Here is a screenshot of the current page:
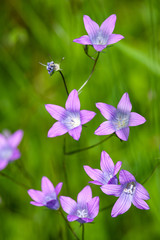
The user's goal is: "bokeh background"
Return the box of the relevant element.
[0,0,160,239]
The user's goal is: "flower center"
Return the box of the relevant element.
[102,171,113,184]
[123,182,136,195]
[77,209,88,218]
[0,146,13,161]
[62,112,81,130]
[112,111,130,130]
[91,31,108,45]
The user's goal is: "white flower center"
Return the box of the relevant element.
[123,182,136,195]
[91,30,108,45]
[112,111,130,130]
[0,145,13,160]
[62,111,81,130]
[77,209,88,218]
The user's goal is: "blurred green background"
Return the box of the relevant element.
[0,0,160,239]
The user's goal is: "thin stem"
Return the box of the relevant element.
[142,161,160,185]
[82,224,84,240]
[0,172,30,190]
[64,134,114,155]
[59,209,80,240]
[59,70,69,96]
[78,52,100,93]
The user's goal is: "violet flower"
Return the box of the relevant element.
[28,176,63,210]
[0,130,23,171]
[84,151,122,185]
[101,170,150,217]
[60,185,99,223]
[95,92,146,141]
[45,89,96,141]
[73,14,124,52]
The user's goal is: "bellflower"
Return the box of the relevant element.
[28,176,63,210]
[95,92,146,141]
[60,185,99,223]
[45,89,96,141]
[101,170,150,217]
[73,14,124,52]
[0,130,23,171]
[84,151,122,185]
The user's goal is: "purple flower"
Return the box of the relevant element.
[28,176,63,210]
[84,151,122,185]
[95,92,146,141]
[0,130,23,171]
[60,185,99,223]
[45,89,96,141]
[73,14,124,52]
[101,170,150,217]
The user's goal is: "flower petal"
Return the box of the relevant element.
[113,161,122,175]
[60,196,77,214]
[95,121,115,135]
[77,185,92,204]
[8,130,23,148]
[68,125,82,141]
[101,184,122,197]
[117,93,132,113]
[30,201,44,206]
[65,89,80,112]
[81,218,94,223]
[41,177,55,195]
[45,104,66,121]
[119,170,136,185]
[116,127,129,141]
[100,151,114,173]
[80,110,96,125]
[88,196,99,218]
[48,122,68,138]
[10,149,21,161]
[67,215,79,222]
[84,165,104,184]
[132,194,150,210]
[111,193,132,217]
[89,180,102,185]
[135,183,150,200]
[107,34,124,45]
[0,134,7,147]
[108,175,118,185]
[129,112,146,126]
[96,103,116,120]
[0,160,8,171]
[28,190,45,203]
[93,44,107,52]
[100,14,117,36]
[83,15,99,38]
[73,35,92,45]
[55,182,63,196]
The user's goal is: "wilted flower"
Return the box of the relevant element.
[45,89,96,141]
[84,151,122,185]
[95,93,146,141]
[60,185,99,223]
[0,130,23,171]
[28,176,63,210]
[40,61,60,76]
[73,14,124,52]
[101,170,150,217]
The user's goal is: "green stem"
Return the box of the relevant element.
[59,70,69,96]
[59,209,80,240]
[142,161,160,185]
[82,224,84,240]
[64,134,114,155]
[0,172,30,190]
[78,52,100,93]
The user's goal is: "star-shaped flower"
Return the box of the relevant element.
[95,92,146,141]
[28,176,63,210]
[0,130,23,171]
[101,170,150,217]
[60,185,99,223]
[45,89,96,141]
[84,151,122,185]
[73,14,124,52]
